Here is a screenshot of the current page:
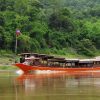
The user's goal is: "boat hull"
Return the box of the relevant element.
[15,63,100,74]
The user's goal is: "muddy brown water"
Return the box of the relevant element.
[0,71,100,100]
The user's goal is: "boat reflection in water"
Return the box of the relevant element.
[14,70,100,100]
[16,71,100,96]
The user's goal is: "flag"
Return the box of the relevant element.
[16,29,21,36]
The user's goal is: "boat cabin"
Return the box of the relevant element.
[19,53,100,68]
[18,53,32,57]
[79,59,94,67]
[47,57,66,67]
[65,59,79,67]
[93,59,100,67]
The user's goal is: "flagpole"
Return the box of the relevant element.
[15,29,20,56]
[15,29,20,63]
[14,34,17,63]
[15,34,17,55]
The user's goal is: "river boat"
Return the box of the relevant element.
[14,53,100,74]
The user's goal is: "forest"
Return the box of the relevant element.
[0,0,100,57]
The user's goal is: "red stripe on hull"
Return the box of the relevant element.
[15,63,100,74]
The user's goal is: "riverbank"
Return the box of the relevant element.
[0,52,18,70]
[0,65,18,70]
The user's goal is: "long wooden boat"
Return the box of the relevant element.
[15,53,100,74]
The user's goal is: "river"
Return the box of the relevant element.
[0,71,100,100]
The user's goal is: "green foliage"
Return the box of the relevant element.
[49,8,74,32]
[75,39,96,57]
[0,26,5,48]
[0,13,5,26]
[0,0,100,57]
[17,34,31,52]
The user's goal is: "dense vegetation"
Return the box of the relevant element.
[0,0,100,57]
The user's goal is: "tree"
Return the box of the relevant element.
[0,26,5,48]
[17,34,31,52]
[0,13,5,26]
[49,8,74,32]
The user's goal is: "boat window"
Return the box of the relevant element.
[66,63,72,67]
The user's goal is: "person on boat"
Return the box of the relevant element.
[20,56,25,63]
[23,56,35,65]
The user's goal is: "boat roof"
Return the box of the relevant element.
[19,53,47,57]
[79,59,94,64]
[42,55,54,59]
[18,53,32,56]
[25,57,40,60]
[54,57,65,60]
[65,59,79,62]
[94,56,100,59]
[93,59,100,62]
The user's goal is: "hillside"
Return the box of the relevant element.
[0,0,100,57]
